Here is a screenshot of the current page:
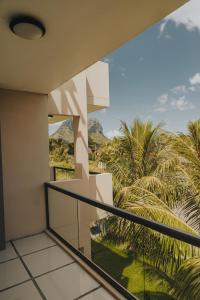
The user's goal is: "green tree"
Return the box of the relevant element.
[97,119,200,299]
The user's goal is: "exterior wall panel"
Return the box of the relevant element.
[0,89,50,240]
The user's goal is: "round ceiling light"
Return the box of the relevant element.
[9,15,45,40]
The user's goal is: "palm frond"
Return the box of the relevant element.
[171,257,200,300]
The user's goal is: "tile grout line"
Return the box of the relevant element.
[0,237,56,264]
[73,285,101,300]
[34,261,76,279]
[11,231,44,242]
[21,244,56,257]
[0,256,18,265]
[0,279,32,293]
[10,241,47,300]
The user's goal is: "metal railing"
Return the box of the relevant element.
[52,166,100,181]
[45,182,200,299]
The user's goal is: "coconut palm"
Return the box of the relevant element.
[173,120,200,233]
[98,119,193,226]
[97,119,200,299]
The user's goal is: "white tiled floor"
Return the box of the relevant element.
[0,258,29,290]
[0,232,116,300]
[36,263,99,300]
[0,242,17,263]
[0,281,42,300]
[23,245,74,277]
[13,233,56,256]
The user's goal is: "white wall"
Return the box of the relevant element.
[0,89,50,240]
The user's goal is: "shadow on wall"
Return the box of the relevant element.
[48,79,86,125]
[62,80,86,125]
[86,78,94,98]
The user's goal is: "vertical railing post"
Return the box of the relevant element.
[53,166,56,181]
[44,183,49,228]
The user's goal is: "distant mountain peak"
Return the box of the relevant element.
[88,118,103,134]
[50,118,108,146]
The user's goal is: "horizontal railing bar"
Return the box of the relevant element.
[53,166,74,172]
[53,166,100,175]
[45,182,200,248]
[89,170,101,175]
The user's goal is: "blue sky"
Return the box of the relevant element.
[50,0,200,138]
[90,0,200,138]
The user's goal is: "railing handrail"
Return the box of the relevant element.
[53,166,74,172]
[45,182,200,248]
[52,166,100,175]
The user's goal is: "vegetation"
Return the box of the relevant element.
[96,119,200,299]
[49,118,108,170]
[92,239,172,300]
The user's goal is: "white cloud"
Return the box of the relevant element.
[171,85,187,94]
[106,130,121,139]
[160,22,167,34]
[170,96,195,111]
[154,94,168,112]
[160,0,200,34]
[158,22,172,39]
[154,106,167,112]
[189,86,196,92]
[155,91,195,113]
[190,73,200,85]
[158,94,168,105]
[155,70,199,113]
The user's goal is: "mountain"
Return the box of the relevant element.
[50,118,108,146]
[51,120,74,143]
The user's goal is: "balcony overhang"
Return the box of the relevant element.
[0,0,187,94]
[86,62,110,112]
[48,61,110,121]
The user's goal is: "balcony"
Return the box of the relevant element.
[44,182,200,299]
[1,180,200,299]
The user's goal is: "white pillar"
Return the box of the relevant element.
[0,89,50,240]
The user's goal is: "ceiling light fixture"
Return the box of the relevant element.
[9,15,45,40]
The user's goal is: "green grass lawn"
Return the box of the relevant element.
[91,239,173,300]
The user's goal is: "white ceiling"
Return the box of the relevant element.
[0,0,187,94]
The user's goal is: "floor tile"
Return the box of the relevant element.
[80,287,116,300]
[36,263,99,300]
[22,245,74,277]
[0,281,42,300]
[0,242,17,263]
[13,233,55,256]
[0,258,29,290]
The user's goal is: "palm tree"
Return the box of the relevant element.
[173,120,200,233]
[99,119,193,228]
[97,119,200,299]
